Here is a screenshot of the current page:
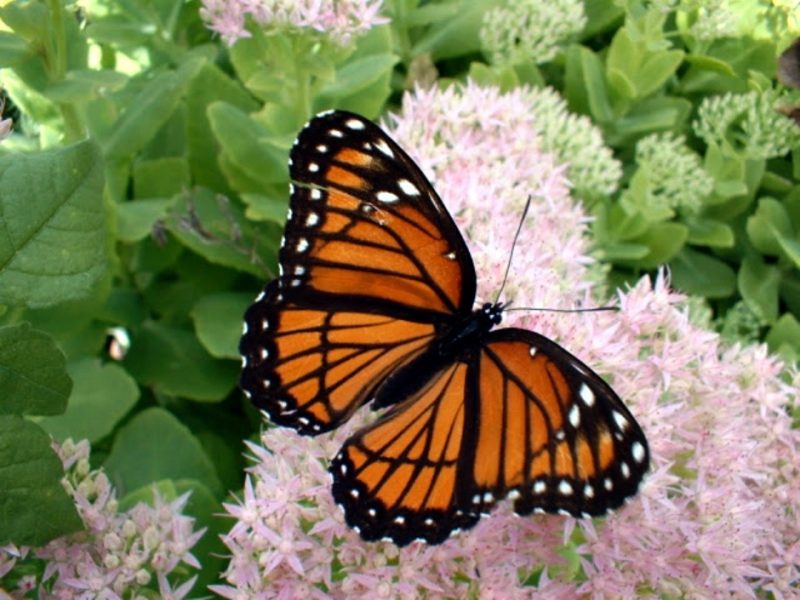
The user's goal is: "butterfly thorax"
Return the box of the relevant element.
[436,302,503,358]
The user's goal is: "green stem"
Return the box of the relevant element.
[46,0,84,142]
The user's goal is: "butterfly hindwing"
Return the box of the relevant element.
[240,281,437,434]
[468,329,649,518]
[330,328,649,545]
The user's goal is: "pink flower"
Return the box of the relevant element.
[1,440,205,598]
[218,82,800,597]
[200,0,388,46]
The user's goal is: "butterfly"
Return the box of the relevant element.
[239,110,649,547]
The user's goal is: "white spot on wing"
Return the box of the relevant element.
[306,212,319,226]
[296,238,309,253]
[329,129,343,138]
[346,118,365,130]
[584,484,594,498]
[558,480,573,496]
[632,441,646,463]
[529,346,537,357]
[579,384,595,407]
[310,189,322,200]
[398,178,420,196]
[533,481,546,494]
[308,163,319,173]
[376,191,399,203]
[569,405,580,428]
[316,144,328,153]
[375,139,393,158]
[613,411,629,431]
[621,462,630,479]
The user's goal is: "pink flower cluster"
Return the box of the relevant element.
[214,83,800,597]
[0,439,204,599]
[200,0,387,46]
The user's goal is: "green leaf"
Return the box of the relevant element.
[600,242,650,261]
[766,313,800,361]
[39,359,139,443]
[116,198,176,244]
[104,57,205,160]
[669,248,736,298]
[103,407,223,497]
[746,197,794,256]
[0,323,71,417]
[625,223,689,269]
[635,50,684,97]
[0,140,108,308]
[411,0,491,60]
[318,53,399,100]
[164,188,277,277]
[685,217,735,248]
[186,63,260,193]
[565,45,613,122]
[0,31,35,66]
[777,236,800,269]
[123,321,238,402]
[191,292,254,359]
[46,69,128,103]
[240,192,288,224]
[132,157,190,199]
[0,415,82,546]
[208,101,287,188]
[611,97,692,141]
[738,256,780,324]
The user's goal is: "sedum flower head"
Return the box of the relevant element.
[480,0,586,66]
[0,439,204,599]
[625,132,714,215]
[694,89,800,159]
[524,86,622,200]
[200,0,387,46]
[680,0,738,41]
[217,83,800,596]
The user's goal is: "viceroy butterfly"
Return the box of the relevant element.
[239,110,649,547]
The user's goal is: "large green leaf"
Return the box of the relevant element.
[191,292,254,359]
[39,359,139,443]
[0,323,71,416]
[0,140,108,308]
[738,256,780,324]
[103,407,223,496]
[123,320,238,402]
[669,248,736,298]
[164,188,278,277]
[746,197,794,257]
[103,57,205,160]
[0,416,82,546]
[208,101,287,188]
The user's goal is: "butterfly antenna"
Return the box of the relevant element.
[504,305,619,314]
[494,195,532,305]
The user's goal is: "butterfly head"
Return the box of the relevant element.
[481,302,504,327]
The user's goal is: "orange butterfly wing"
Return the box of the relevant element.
[331,329,648,545]
[240,111,476,433]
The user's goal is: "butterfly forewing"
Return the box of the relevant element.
[283,110,476,317]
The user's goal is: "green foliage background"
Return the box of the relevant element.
[0,0,798,593]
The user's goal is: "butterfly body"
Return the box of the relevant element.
[240,110,649,546]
